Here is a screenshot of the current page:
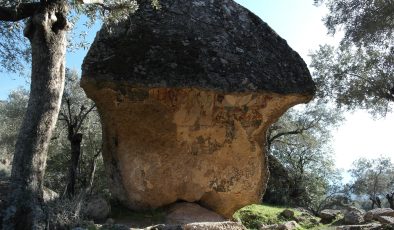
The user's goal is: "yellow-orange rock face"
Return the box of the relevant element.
[82,81,311,217]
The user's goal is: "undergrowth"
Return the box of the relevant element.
[233,204,322,230]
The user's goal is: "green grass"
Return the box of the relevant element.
[233,204,322,230]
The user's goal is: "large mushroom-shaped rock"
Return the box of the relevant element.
[81,0,315,218]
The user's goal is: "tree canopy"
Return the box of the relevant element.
[311,0,394,115]
[0,1,158,228]
[349,156,394,209]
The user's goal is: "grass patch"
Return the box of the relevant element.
[233,204,322,230]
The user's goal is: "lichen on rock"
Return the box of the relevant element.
[81,0,315,218]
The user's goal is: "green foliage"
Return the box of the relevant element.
[0,17,29,73]
[0,162,10,178]
[265,100,343,213]
[0,88,28,158]
[47,194,86,229]
[233,204,320,230]
[0,0,160,73]
[310,44,393,115]
[311,0,394,114]
[0,72,105,194]
[46,69,105,195]
[348,156,394,209]
[320,0,394,46]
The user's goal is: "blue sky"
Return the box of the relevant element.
[0,1,329,99]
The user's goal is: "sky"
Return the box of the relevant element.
[0,1,393,173]
[234,0,394,172]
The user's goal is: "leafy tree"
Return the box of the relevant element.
[265,100,343,213]
[311,0,394,114]
[349,156,394,209]
[0,88,29,177]
[0,88,29,160]
[58,69,96,197]
[387,192,394,209]
[0,1,159,228]
[46,70,103,197]
[310,44,393,115]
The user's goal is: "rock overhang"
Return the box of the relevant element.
[82,0,315,96]
[81,0,315,218]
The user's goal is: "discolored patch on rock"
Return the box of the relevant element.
[81,0,315,218]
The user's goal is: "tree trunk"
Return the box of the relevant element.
[376,196,381,208]
[369,196,382,209]
[66,133,83,197]
[85,154,98,195]
[2,2,68,229]
[387,193,394,209]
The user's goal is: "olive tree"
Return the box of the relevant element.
[349,157,394,209]
[311,0,394,115]
[0,88,29,177]
[265,99,343,212]
[0,1,159,228]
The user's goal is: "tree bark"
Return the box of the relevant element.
[387,193,394,209]
[66,133,83,197]
[2,1,68,229]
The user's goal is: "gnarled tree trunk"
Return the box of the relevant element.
[387,192,394,209]
[2,1,68,229]
[66,133,83,197]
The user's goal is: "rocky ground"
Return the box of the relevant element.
[1,177,394,229]
[77,200,394,230]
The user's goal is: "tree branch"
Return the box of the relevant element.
[0,3,41,22]
[268,129,305,147]
[75,104,95,133]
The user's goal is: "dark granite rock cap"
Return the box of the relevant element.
[82,0,315,95]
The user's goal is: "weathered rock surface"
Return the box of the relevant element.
[336,223,382,230]
[81,0,315,218]
[166,202,225,224]
[364,208,394,222]
[260,221,300,230]
[376,215,394,225]
[280,209,294,219]
[319,209,341,224]
[344,207,365,225]
[183,221,246,230]
[147,222,245,230]
[83,196,111,221]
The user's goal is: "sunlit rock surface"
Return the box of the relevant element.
[81,0,315,218]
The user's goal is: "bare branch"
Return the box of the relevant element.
[0,3,40,22]
[75,104,95,133]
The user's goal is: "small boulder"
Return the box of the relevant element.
[100,224,130,230]
[319,209,341,224]
[279,221,300,230]
[364,208,394,222]
[106,218,115,225]
[83,196,111,221]
[280,209,294,219]
[43,187,59,202]
[336,223,382,230]
[344,209,365,225]
[183,221,246,230]
[165,202,225,224]
[259,224,279,230]
[376,215,394,225]
[147,224,183,230]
